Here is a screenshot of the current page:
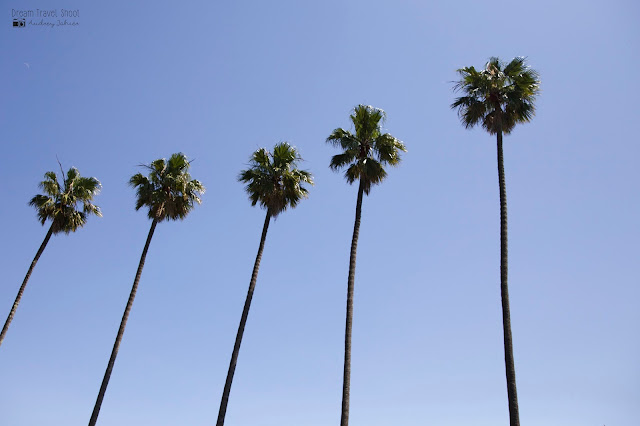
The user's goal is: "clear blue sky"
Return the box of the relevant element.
[1,1,638,425]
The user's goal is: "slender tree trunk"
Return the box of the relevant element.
[88,219,158,426]
[496,130,520,426]
[0,224,54,349]
[340,179,365,426]
[216,211,271,426]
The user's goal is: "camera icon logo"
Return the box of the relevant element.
[13,19,26,28]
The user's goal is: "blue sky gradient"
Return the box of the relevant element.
[2,1,639,425]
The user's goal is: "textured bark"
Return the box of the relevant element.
[340,179,364,426]
[0,224,54,349]
[497,129,520,426]
[88,219,158,426]
[216,211,271,426]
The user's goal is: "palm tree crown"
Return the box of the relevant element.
[326,104,406,194]
[451,56,540,134]
[238,142,313,217]
[129,153,205,221]
[29,167,102,234]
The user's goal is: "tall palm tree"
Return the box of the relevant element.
[451,57,540,426]
[216,142,312,426]
[88,153,204,426]
[1,166,101,349]
[326,105,406,426]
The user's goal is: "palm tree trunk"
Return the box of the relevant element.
[88,219,158,426]
[340,179,365,426]
[496,130,520,426]
[216,211,271,426]
[0,224,54,349]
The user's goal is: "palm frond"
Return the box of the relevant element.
[352,105,385,140]
[361,159,387,195]
[40,172,61,197]
[326,128,361,152]
[65,167,80,187]
[344,163,361,186]
[330,151,358,171]
[374,134,406,166]
[73,177,102,202]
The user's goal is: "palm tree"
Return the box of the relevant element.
[451,57,540,426]
[216,142,313,426]
[326,105,406,426]
[88,153,204,426]
[0,166,101,349]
